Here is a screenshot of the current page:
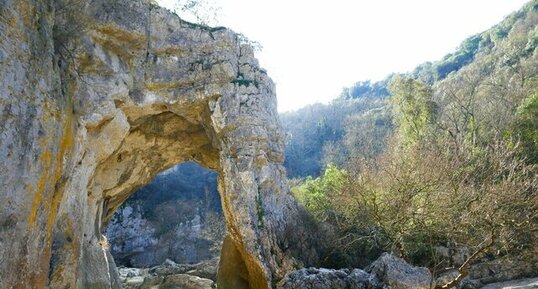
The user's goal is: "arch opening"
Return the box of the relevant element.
[105,162,224,269]
[104,161,226,286]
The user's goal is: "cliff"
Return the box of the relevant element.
[0,1,316,288]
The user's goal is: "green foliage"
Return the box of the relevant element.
[510,92,538,163]
[339,107,392,162]
[433,35,483,79]
[389,77,437,146]
[316,141,537,271]
[340,78,391,100]
[291,165,346,222]
[411,62,436,85]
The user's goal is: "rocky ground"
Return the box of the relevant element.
[277,253,538,289]
[118,258,219,289]
[120,253,432,289]
[278,253,432,289]
[480,278,538,289]
[119,253,537,289]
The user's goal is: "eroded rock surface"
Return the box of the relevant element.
[0,1,315,288]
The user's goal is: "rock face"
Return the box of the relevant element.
[0,1,315,288]
[105,162,225,268]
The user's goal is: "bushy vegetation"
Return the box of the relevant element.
[291,165,346,222]
[287,1,538,286]
[509,92,538,164]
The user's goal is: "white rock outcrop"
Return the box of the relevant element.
[0,1,315,288]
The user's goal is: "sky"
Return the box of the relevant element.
[157,0,529,112]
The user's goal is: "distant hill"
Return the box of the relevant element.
[281,98,389,178]
[281,0,538,178]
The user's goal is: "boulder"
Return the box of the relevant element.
[469,259,538,285]
[149,259,197,276]
[119,258,220,289]
[278,267,382,289]
[278,253,435,289]
[118,267,149,279]
[186,258,220,281]
[480,277,538,289]
[160,274,215,289]
[366,253,432,289]
[123,273,215,289]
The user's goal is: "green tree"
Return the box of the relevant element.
[291,165,346,222]
[389,77,438,146]
[510,92,538,163]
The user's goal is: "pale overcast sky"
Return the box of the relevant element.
[158,0,529,112]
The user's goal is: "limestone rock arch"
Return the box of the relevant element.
[0,1,317,288]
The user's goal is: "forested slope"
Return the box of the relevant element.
[286,1,538,287]
[282,0,538,179]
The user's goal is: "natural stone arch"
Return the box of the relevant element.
[57,94,269,289]
[48,3,296,289]
[0,1,318,289]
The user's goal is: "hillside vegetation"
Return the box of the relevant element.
[284,1,538,287]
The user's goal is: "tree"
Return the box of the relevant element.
[329,140,537,285]
[340,107,392,162]
[291,165,346,222]
[389,77,438,146]
[510,92,538,163]
[287,2,538,277]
